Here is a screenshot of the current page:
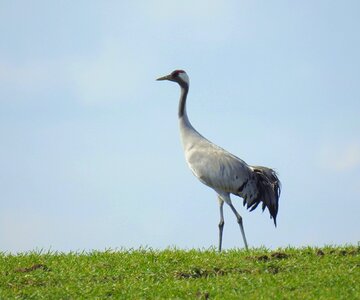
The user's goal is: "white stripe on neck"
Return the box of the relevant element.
[178,72,189,85]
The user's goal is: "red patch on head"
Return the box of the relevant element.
[172,70,185,77]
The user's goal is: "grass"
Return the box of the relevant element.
[0,246,359,299]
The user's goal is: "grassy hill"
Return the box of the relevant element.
[1,246,359,299]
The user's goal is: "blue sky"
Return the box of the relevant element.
[1,1,359,253]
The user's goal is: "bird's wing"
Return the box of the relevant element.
[185,140,252,193]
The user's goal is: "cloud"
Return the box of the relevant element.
[319,141,360,172]
[0,39,158,106]
[146,0,233,20]
[0,60,66,97]
[0,1,242,107]
[68,39,155,105]
[142,0,241,43]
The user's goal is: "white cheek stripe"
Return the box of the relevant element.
[178,72,189,85]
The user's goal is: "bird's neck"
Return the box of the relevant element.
[178,82,200,141]
[178,83,194,131]
[178,83,189,119]
[178,82,204,151]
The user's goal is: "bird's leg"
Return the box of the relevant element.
[228,203,249,250]
[218,198,225,252]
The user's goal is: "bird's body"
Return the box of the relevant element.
[180,116,248,194]
[157,70,281,251]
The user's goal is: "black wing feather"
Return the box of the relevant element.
[236,166,281,226]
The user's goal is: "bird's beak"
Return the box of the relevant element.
[156,74,171,81]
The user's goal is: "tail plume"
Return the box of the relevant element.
[242,166,281,226]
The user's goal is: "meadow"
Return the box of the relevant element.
[0,245,359,299]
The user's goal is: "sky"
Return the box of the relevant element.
[0,1,359,253]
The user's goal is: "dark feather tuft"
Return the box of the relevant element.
[238,166,281,226]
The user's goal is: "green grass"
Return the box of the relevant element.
[0,246,359,299]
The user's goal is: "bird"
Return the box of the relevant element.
[157,70,281,251]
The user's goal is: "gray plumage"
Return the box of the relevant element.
[157,70,281,251]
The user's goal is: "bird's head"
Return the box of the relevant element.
[156,70,189,87]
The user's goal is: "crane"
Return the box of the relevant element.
[157,70,281,251]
